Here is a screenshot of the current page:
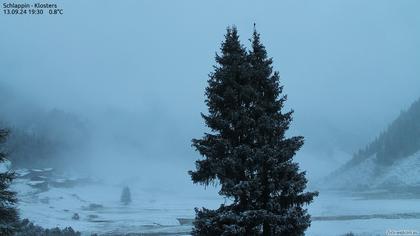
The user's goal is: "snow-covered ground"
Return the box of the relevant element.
[308,190,420,236]
[10,169,420,236]
[325,151,420,190]
[12,174,222,235]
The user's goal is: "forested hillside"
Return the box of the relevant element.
[345,97,420,168]
[324,97,420,190]
[0,84,90,168]
[3,109,90,168]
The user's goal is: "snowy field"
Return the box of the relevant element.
[308,190,420,236]
[11,170,420,236]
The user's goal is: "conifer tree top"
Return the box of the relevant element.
[190,26,317,235]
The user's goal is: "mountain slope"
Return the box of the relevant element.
[325,97,420,190]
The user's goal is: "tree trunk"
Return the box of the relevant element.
[262,161,270,236]
[263,222,270,236]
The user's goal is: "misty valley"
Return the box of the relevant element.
[2,94,420,236]
[1,1,420,236]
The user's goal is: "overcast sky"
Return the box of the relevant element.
[1,0,419,180]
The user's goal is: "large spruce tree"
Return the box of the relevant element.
[0,129,19,235]
[190,26,318,236]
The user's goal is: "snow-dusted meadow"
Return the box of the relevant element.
[12,168,222,235]
[308,190,420,236]
[11,167,420,236]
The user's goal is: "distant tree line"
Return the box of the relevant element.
[1,109,90,168]
[349,97,420,167]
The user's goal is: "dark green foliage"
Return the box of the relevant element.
[189,26,318,235]
[5,127,57,168]
[0,129,19,235]
[2,109,90,168]
[192,205,265,235]
[16,219,81,236]
[348,97,420,167]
